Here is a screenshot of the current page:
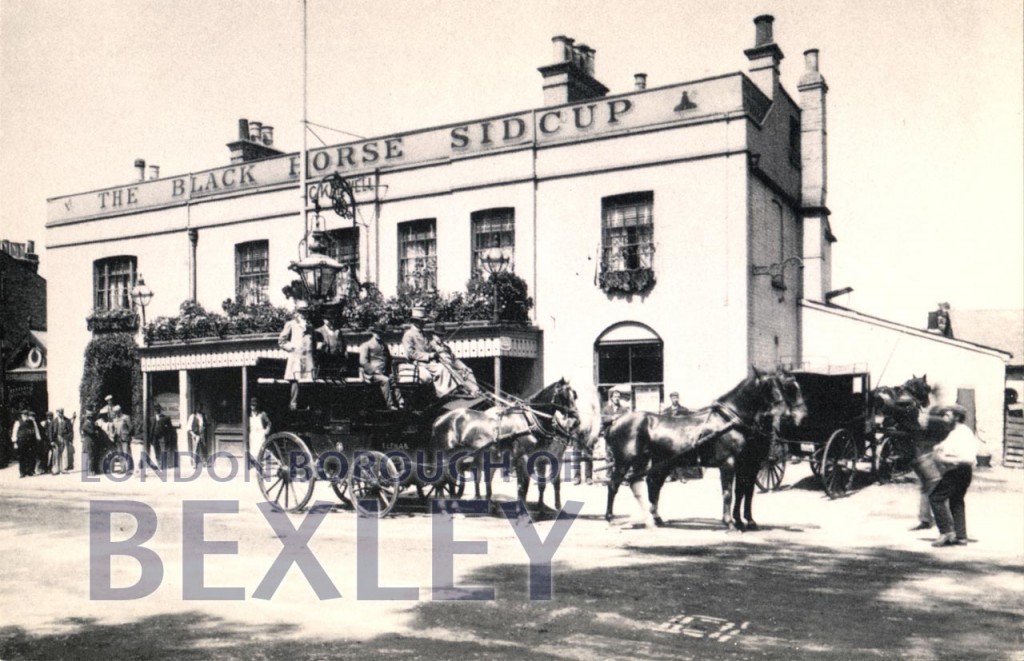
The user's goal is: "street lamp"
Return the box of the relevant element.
[479,246,511,324]
[131,275,153,344]
[288,251,345,305]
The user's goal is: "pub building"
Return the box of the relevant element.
[44,16,1009,458]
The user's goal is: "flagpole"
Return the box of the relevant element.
[300,0,309,246]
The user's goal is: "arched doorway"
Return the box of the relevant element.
[594,322,664,412]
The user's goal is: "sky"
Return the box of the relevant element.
[1,0,1022,329]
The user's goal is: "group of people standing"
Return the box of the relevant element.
[10,407,75,477]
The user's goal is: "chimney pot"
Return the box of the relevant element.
[134,159,146,182]
[261,125,274,145]
[238,118,250,140]
[551,35,574,63]
[249,121,262,142]
[149,165,160,180]
[804,48,820,72]
[26,240,35,254]
[753,14,775,47]
[634,73,647,90]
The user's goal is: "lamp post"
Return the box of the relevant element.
[131,275,153,345]
[479,246,511,324]
[288,251,346,307]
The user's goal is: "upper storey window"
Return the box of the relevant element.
[599,192,655,294]
[398,219,437,291]
[94,256,137,311]
[471,208,515,276]
[236,240,269,304]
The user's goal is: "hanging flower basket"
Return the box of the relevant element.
[598,268,656,294]
[86,308,139,333]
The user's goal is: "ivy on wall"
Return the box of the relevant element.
[79,332,144,437]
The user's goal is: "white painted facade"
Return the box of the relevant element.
[802,300,1011,449]
[47,16,826,435]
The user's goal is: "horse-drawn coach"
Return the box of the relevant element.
[755,367,923,498]
[250,355,580,518]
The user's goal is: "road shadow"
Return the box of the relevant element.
[5,540,1021,660]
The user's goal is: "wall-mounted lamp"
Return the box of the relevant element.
[751,256,804,300]
[750,255,803,278]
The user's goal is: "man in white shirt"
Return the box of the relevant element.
[186,404,208,463]
[928,405,978,547]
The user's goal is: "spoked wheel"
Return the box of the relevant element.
[821,429,858,498]
[874,435,914,484]
[102,448,132,477]
[320,451,353,509]
[349,450,401,517]
[422,476,465,501]
[755,437,788,492]
[809,447,824,477]
[256,433,315,512]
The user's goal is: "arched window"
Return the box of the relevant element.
[594,322,664,412]
[93,256,137,311]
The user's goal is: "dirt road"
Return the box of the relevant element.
[0,458,1021,659]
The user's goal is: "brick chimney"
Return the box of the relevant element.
[743,15,784,99]
[227,117,283,164]
[538,35,609,106]
[798,48,834,302]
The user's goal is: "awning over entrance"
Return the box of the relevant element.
[139,325,541,372]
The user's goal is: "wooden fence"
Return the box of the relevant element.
[1004,417,1024,468]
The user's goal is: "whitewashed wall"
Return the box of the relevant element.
[802,300,1009,450]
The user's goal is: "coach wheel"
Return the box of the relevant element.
[874,435,914,484]
[422,474,465,503]
[808,447,823,477]
[102,448,132,477]
[256,432,315,512]
[349,450,401,518]
[821,429,857,498]
[755,437,788,492]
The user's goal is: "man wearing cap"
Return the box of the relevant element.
[928,405,977,547]
[80,409,99,475]
[110,405,132,459]
[38,411,54,474]
[428,324,480,396]
[360,325,400,409]
[148,404,176,470]
[53,408,75,473]
[186,404,208,463]
[315,316,346,379]
[12,408,41,478]
[249,398,272,453]
[401,311,453,397]
[662,391,690,417]
[279,308,316,410]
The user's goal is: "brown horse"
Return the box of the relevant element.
[428,379,579,511]
[603,369,807,530]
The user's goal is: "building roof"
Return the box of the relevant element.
[802,300,1014,361]
[951,309,1024,366]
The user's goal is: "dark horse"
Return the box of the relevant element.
[429,378,579,512]
[873,374,934,424]
[603,369,807,530]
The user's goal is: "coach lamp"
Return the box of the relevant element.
[289,251,345,306]
[479,245,512,323]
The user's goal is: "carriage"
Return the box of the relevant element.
[755,367,916,498]
[251,357,490,517]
